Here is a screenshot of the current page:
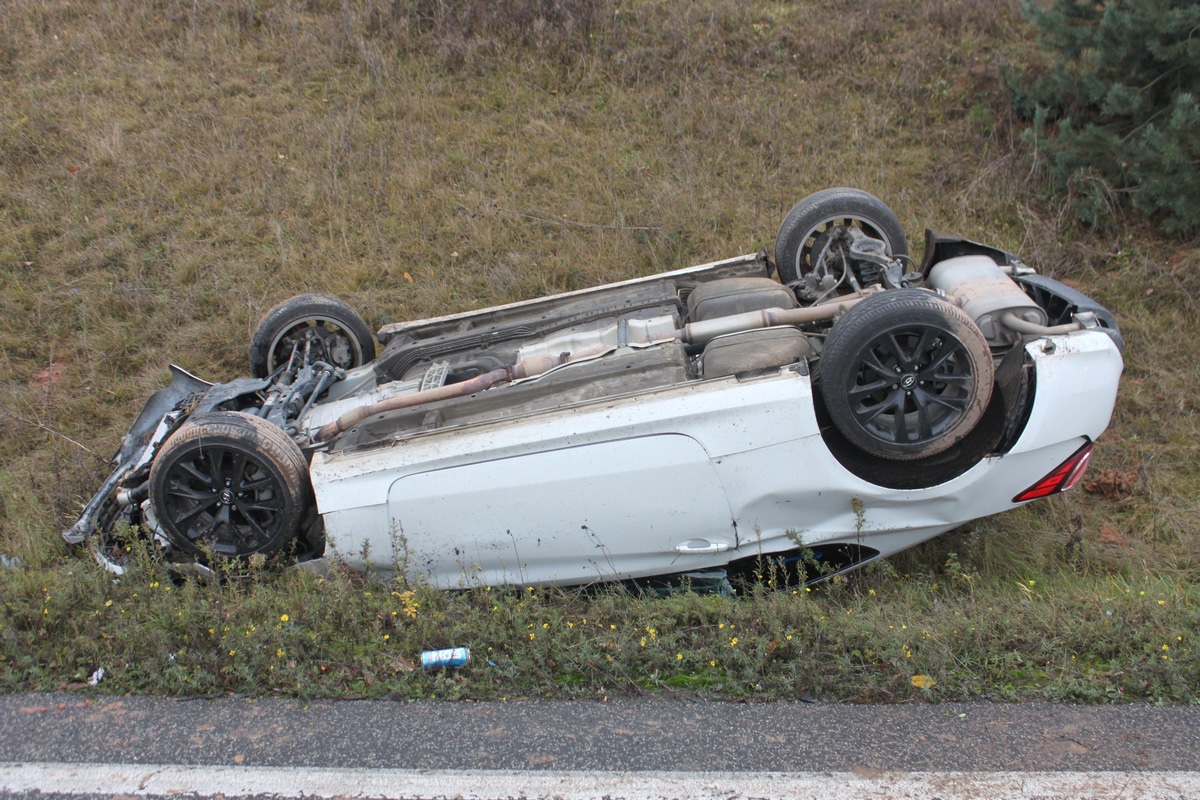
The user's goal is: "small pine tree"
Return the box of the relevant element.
[1008,0,1200,234]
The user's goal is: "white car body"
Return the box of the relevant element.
[66,191,1124,588]
[310,256,1121,588]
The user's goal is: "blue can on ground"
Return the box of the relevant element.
[421,647,470,669]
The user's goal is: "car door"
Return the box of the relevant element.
[387,433,736,587]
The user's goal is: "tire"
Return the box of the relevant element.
[774,188,909,286]
[819,290,994,461]
[249,294,375,378]
[149,412,310,559]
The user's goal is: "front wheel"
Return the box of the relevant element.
[819,290,994,461]
[149,412,310,559]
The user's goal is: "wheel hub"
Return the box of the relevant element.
[900,374,917,390]
[219,488,234,506]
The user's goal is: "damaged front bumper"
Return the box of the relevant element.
[62,366,211,545]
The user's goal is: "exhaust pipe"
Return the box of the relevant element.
[312,348,613,442]
[676,291,876,346]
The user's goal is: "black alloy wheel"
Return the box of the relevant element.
[820,290,994,460]
[149,412,309,559]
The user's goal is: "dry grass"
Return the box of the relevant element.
[1,0,1197,700]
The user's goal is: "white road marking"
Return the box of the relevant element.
[1,762,1198,800]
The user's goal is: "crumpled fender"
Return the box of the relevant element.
[62,366,211,544]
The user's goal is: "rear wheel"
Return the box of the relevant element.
[249,294,375,378]
[819,290,994,461]
[149,412,309,559]
[774,188,908,286]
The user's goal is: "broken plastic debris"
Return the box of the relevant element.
[88,667,105,686]
[0,555,23,571]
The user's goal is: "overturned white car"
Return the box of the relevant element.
[65,189,1124,587]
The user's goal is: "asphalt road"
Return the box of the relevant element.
[2,693,1198,798]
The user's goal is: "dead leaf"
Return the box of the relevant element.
[911,675,936,690]
[388,655,416,674]
[1083,469,1137,500]
[232,754,245,765]
[1167,250,1195,267]
[402,271,414,283]
[31,362,66,388]
[67,165,82,174]
[1096,523,1129,548]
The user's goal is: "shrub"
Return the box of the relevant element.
[1008,0,1200,234]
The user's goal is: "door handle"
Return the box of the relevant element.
[675,539,731,555]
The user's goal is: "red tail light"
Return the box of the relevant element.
[1013,441,1094,503]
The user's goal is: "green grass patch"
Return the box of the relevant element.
[1,548,1196,702]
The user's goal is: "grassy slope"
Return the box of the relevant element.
[0,0,1196,702]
